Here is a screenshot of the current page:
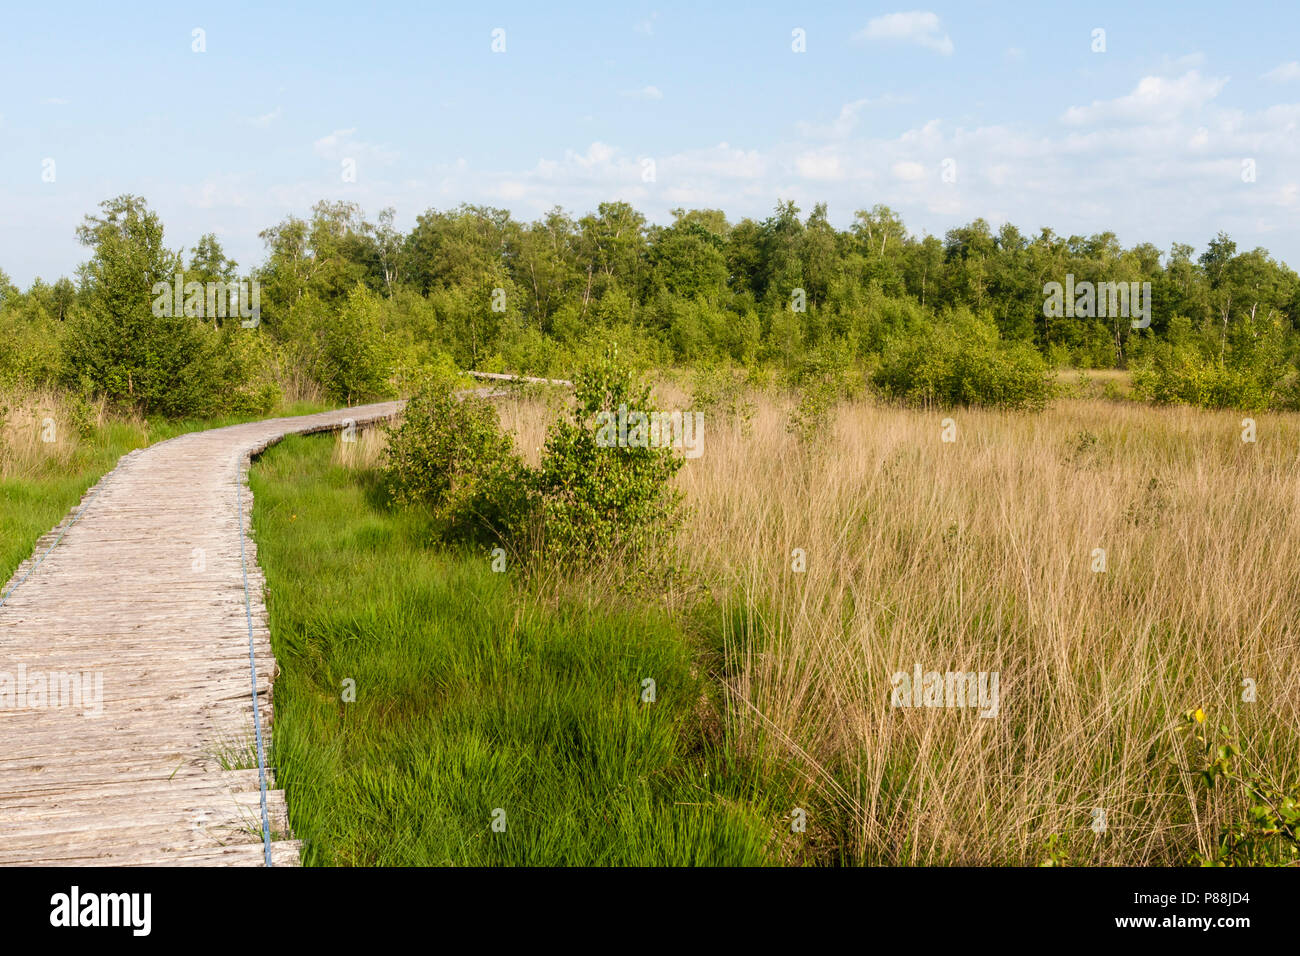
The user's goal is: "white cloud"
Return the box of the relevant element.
[670,142,767,180]
[855,12,953,56]
[1161,52,1206,71]
[184,176,255,210]
[796,94,910,138]
[41,97,70,106]
[382,64,1300,264]
[795,150,844,181]
[622,85,663,100]
[313,128,354,156]
[564,141,618,169]
[891,160,927,182]
[312,128,399,164]
[1062,70,1228,125]
[248,107,282,128]
[984,164,1014,187]
[494,180,529,200]
[1262,61,1300,83]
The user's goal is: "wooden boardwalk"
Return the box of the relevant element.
[0,402,403,866]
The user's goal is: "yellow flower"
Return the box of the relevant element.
[1193,708,1206,724]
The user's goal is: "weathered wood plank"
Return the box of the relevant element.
[0,401,403,866]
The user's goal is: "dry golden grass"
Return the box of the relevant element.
[0,389,107,479]
[330,423,389,470]
[673,392,1300,865]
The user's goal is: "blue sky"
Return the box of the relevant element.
[2,1,1298,285]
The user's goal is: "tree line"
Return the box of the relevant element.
[2,193,1298,416]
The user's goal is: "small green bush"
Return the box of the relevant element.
[61,195,249,419]
[872,311,1054,410]
[0,309,62,390]
[382,382,526,543]
[690,361,755,435]
[216,326,281,417]
[383,352,684,571]
[787,375,839,446]
[1131,343,1284,411]
[532,350,683,567]
[1182,710,1300,866]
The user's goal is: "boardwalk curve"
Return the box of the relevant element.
[0,401,403,866]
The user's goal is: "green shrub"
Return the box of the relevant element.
[783,345,861,445]
[0,308,62,390]
[532,350,683,566]
[61,195,246,419]
[872,310,1054,410]
[1181,710,1300,866]
[1129,310,1298,411]
[690,361,755,435]
[787,375,840,446]
[1131,343,1284,411]
[489,315,564,378]
[384,352,684,571]
[272,292,330,392]
[382,381,527,543]
[217,326,281,416]
[392,349,466,399]
[63,303,239,419]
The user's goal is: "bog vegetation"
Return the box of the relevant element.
[252,386,1300,865]
[5,194,1299,866]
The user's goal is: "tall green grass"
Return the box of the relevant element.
[250,432,782,865]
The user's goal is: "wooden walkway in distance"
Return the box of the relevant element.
[0,401,403,866]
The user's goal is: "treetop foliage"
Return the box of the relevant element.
[4,193,1300,414]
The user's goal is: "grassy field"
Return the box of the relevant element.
[668,390,1300,864]
[15,374,1284,865]
[248,384,1300,865]
[249,430,786,865]
[0,390,327,588]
